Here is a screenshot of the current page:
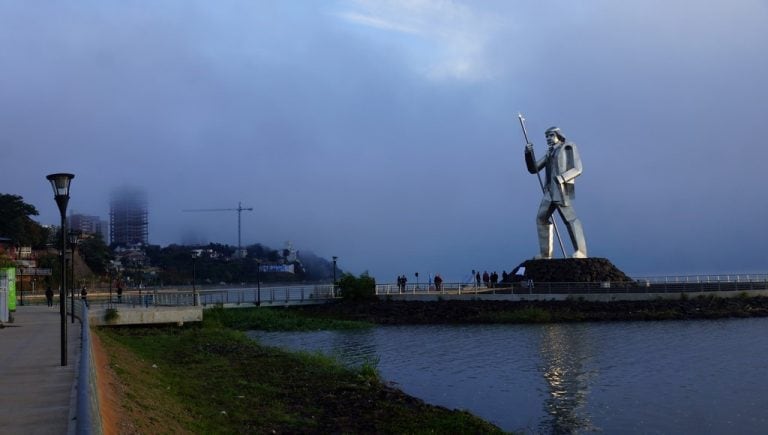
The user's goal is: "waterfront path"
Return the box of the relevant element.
[0,304,82,435]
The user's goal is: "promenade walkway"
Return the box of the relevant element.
[0,304,82,435]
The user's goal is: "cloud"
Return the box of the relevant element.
[336,0,503,81]
[337,11,421,35]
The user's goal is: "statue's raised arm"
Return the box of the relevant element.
[524,143,547,174]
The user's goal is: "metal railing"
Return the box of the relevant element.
[376,274,768,296]
[198,284,337,306]
[76,301,100,435]
[92,284,338,308]
[377,282,484,295]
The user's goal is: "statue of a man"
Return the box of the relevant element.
[525,126,587,259]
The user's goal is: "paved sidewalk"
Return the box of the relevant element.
[0,303,82,435]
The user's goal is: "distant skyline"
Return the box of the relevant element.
[2,1,767,281]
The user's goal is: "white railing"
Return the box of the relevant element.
[96,284,338,307]
[376,274,768,296]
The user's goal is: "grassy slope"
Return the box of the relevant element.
[95,309,506,434]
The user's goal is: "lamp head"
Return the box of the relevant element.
[46,173,75,218]
[46,173,75,198]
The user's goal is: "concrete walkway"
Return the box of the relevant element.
[0,304,82,435]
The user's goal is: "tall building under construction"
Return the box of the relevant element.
[110,187,148,246]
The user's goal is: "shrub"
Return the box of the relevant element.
[338,272,377,301]
[104,308,119,322]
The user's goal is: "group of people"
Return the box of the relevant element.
[44,285,90,307]
[396,273,444,291]
[43,284,124,307]
[396,275,408,292]
[472,270,517,288]
[474,270,500,288]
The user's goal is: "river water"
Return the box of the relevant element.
[247,318,768,434]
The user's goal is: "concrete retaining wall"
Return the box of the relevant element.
[89,306,203,326]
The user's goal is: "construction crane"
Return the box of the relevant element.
[182,202,254,256]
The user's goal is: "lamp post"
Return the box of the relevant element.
[16,244,24,306]
[64,257,70,313]
[331,256,338,297]
[47,172,74,367]
[68,231,79,324]
[332,255,338,285]
[191,251,198,306]
[255,259,261,306]
[108,266,113,308]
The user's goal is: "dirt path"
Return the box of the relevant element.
[90,331,129,434]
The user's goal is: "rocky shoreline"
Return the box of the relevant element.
[290,296,768,324]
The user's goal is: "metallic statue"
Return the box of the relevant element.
[525,126,587,259]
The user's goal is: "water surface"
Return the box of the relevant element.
[248,318,768,433]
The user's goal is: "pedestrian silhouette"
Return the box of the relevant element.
[45,286,53,307]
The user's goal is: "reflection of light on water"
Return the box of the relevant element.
[249,320,768,433]
[538,324,598,434]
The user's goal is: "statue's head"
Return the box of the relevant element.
[545,126,565,146]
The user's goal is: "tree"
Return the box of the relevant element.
[78,233,112,275]
[0,194,49,247]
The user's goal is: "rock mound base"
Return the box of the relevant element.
[513,258,631,283]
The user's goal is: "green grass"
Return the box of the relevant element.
[96,325,507,434]
[203,305,374,331]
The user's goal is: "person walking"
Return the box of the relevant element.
[117,284,123,303]
[80,286,88,308]
[434,274,443,292]
[45,286,54,307]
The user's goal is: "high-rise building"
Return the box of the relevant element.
[70,212,108,240]
[109,187,148,246]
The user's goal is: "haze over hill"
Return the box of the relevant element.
[2,1,767,281]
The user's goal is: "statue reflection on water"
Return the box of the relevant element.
[537,324,597,434]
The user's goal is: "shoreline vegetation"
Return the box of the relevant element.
[95,295,768,433]
[94,307,505,434]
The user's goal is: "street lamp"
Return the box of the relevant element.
[332,256,338,285]
[16,243,23,306]
[191,251,199,306]
[108,265,113,308]
[68,231,79,324]
[255,259,261,306]
[46,172,74,367]
[331,256,338,297]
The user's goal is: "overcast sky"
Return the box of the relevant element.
[2,1,767,281]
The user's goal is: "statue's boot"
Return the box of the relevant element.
[566,218,588,258]
[534,223,553,259]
